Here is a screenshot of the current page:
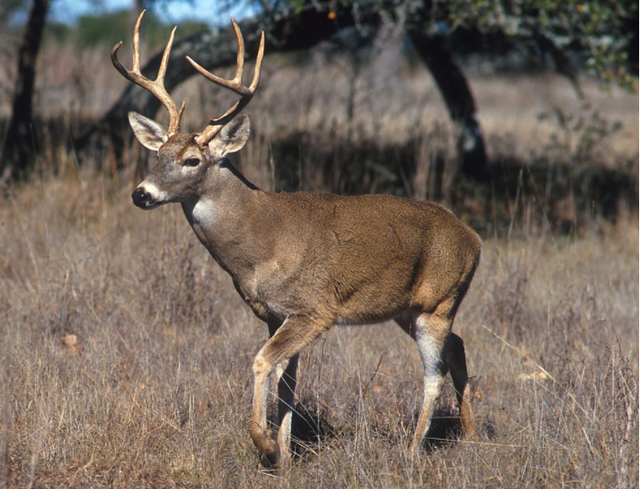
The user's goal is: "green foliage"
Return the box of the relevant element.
[44,21,72,42]
[74,10,132,47]
[251,0,638,89]
[446,0,637,89]
[0,0,27,21]
[45,9,209,49]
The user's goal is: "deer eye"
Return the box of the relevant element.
[184,158,200,167]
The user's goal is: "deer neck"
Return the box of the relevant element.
[180,159,274,276]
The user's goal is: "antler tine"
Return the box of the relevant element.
[188,20,265,147]
[132,10,142,72]
[187,19,249,95]
[111,9,185,137]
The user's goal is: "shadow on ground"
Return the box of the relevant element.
[274,401,498,462]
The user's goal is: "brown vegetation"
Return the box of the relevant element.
[0,36,638,487]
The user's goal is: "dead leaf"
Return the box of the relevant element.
[59,333,84,356]
[518,370,551,382]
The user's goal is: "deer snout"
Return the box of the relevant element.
[132,182,169,209]
[132,187,149,207]
[131,186,158,209]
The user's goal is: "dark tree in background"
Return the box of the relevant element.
[76,4,491,177]
[406,28,489,180]
[0,0,51,182]
[1,0,636,183]
[74,0,637,180]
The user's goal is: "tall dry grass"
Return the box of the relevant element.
[0,32,638,488]
[0,169,637,488]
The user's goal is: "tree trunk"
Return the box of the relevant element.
[407,30,489,180]
[1,0,51,182]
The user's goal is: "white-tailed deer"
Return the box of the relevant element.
[113,11,481,468]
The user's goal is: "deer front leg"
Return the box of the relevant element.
[250,356,280,467]
[250,315,331,468]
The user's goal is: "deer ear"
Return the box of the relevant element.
[209,114,250,156]
[128,112,168,151]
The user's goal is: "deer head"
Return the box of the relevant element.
[111,10,264,209]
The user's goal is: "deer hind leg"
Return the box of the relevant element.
[251,315,330,468]
[446,333,477,439]
[395,311,449,455]
[410,313,450,455]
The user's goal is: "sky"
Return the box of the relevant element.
[47,0,252,26]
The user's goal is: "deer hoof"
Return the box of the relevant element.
[259,450,280,468]
[250,427,281,468]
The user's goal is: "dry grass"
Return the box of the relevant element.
[0,32,638,488]
[0,168,637,488]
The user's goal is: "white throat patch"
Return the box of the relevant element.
[191,198,217,226]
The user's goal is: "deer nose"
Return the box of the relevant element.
[132,187,150,208]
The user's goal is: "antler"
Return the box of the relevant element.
[111,10,186,137]
[187,19,265,147]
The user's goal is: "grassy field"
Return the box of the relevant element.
[0,171,637,488]
[0,35,638,488]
